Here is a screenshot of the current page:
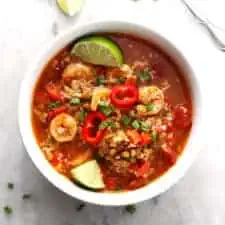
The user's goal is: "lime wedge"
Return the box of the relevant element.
[71,160,105,190]
[71,36,124,67]
[57,0,83,16]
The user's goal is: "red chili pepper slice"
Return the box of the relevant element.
[47,105,67,121]
[45,82,64,102]
[110,84,138,108]
[173,104,192,129]
[82,112,106,145]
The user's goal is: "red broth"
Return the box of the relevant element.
[32,33,192,191]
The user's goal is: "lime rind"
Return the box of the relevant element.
[71,160,105,190]
[71,36,124,67]
[57,0,83,16]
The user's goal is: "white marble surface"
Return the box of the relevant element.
[0,0,225,224]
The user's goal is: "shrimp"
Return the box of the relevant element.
[108,64,133,83]
[62,63,94,81]
[138,86,164,115]
[50,113,77,143]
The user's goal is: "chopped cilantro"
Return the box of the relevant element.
[124,204,136,214]
[116,77,126,84]
[3,206,12,215]
[146,104,155,111]
[152,130,158,142]
[121,115,132,126]
[79,110,87,122]
[98,102,114,116]
[140,122,151,132]
[99,119,117,129]
[76,203,86,212]
[96,75,105,86]
[22,194,31,200]
[7,182,14,190]
[131,120,141,129]
[48,101,61,110]
[138,69,152,82]
[70,97,80,105]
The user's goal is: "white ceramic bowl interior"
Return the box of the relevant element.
[18,21,203,206]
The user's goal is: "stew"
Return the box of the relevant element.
[32,33,192,192]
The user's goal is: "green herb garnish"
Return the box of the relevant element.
[7,182,14,190]
[99,119,117,129]
[116,77,126,84]
[146,104,155,111]
[76,203,86,212]
[70,97,80,105]
[98,101,114,116]
[3,206,12,215]
[152,130,158,142]
[138,69,152,82]
[124,204,136,214]
[140,121,151,132]
[96,75,105,86]
[79,110,87,122]
[121,115,132,126]
[22,194,31,200]
[48,101,61,110]
[132,120,141,129]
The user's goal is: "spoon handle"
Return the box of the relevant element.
[181,0,225,51]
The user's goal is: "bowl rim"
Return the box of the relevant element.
[18,20,204,206]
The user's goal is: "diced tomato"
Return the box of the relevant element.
[127,130,142,145]
[128,177,148,190]
[51,151,65,166]
[45,82,64,102]
[173,104,192,129]
[140,132,152,145]
[35,91,49,104]
[47,105,67,121]
[136,161,151,177]
[162,144,177,164]
[167,133,175,146]
[104,177,120,190]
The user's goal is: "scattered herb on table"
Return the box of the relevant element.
[3,206,12,215]
[7,182,14,190]
[76,203,86,212]
[124,204,136,214]
[22,194,31,200]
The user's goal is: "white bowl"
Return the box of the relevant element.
[18,20,203,206]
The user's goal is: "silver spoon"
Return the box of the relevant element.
[181,0,225,51]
